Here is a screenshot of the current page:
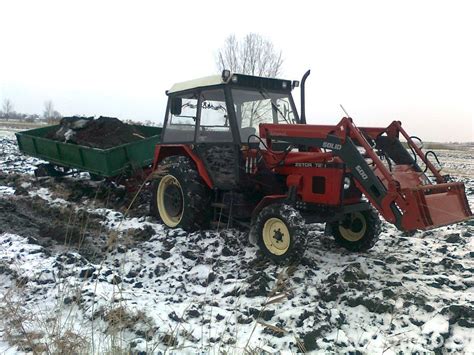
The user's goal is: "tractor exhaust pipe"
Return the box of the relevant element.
[300,70,311,124]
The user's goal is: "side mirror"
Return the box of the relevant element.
[170,97,182,115]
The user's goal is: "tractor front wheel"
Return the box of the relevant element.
[253,204,306,264]
[329,209,381,252]
[151,156,211,231]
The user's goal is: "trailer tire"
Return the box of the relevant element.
[329,209,381,252]
[253,204,306,264]
[150,156,211,231]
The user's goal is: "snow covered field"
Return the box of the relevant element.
[0,131,473,354]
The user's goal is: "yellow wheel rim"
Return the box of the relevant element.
[262,218,290,256]
[338,212,367,242]
[157,175,184,227]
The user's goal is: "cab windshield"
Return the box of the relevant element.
[231,88,299,143]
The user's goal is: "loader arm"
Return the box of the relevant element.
[260,117,473,231]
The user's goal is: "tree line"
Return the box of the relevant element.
[0,98,62,123]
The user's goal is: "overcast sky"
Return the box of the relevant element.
[0,0,472,142]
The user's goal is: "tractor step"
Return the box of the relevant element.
[211,201,232,230]
[211,202,229,209]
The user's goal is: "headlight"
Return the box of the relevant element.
[344,177,351,190]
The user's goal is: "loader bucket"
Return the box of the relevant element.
[400,182,473,231]
[368,128,472,231]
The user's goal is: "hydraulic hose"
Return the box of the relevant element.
[424,150,442,173]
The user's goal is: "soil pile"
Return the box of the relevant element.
[46,116,145,149]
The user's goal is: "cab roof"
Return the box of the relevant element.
[168,75,224,94]
[167,72,296,95]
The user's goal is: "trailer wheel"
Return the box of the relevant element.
[151,156,211,231]
[253,204,306,264]
[329,209,381,252]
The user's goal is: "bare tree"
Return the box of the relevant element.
[43,100,62,123]
[216,33,283,78]
[2,99,14,120]
[43,100,54,119]
[216,34,287,128]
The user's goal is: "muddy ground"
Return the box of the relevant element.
[0,170,153,262]
[0,135,473,354]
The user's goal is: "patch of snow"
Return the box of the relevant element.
[422,314,449,335]
[29,187,68,205]
[0,186,15,196]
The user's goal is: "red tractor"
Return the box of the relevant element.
[150,70,473,263]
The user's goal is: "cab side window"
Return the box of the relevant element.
[197,89,233,143]
[162,93,198,143]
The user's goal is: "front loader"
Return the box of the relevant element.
[150,70,473,263]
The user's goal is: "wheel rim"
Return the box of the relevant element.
[262,218,291,256]
[157,175,184,227]
[338,212,367,242]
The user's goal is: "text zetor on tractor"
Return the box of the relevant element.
[150,70,473,263]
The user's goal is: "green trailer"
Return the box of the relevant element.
[15,125,162,178]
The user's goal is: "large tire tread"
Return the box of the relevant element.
[329,208,381,252]
[253,203,306,264]
[150,156,211,231]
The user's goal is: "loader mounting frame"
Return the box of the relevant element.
[259,117,472,231]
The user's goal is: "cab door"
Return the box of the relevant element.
[194,88,241,190]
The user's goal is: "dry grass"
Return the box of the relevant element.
[241,265,307,354]
[0,289,88,354]
[0,179,138,354]
[0,284,160,354]
[0,170,309,354]
[103,306,154,335]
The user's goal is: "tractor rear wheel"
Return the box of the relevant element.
[329,209,381,252]
[151,156,211,231]
[253,204,306,264]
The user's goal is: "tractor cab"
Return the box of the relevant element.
[159,71,301,190]
[161,70,300,146]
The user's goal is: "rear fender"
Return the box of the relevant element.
[152,144,213,188]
